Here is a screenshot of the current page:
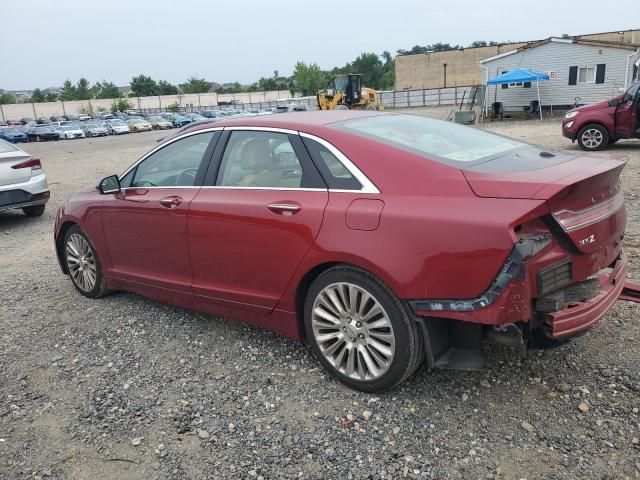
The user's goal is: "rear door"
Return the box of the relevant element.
[188,128,328,313]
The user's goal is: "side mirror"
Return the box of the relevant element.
[99,174,121,194]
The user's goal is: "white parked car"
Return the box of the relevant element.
[55,125,85,139]
[104,119,130,135]
[0,139,49,217]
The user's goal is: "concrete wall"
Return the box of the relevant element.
[0,90,292,122]
[482,41,639,109]
[395,43,528,90]
[580,29,640,45]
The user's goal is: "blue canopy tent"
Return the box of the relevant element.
[486,68,550,120]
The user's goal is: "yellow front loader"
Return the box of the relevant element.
[317,74,383,111]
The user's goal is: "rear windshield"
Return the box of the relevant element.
[333,114,524,165]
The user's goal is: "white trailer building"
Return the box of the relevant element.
[480,37,640,111]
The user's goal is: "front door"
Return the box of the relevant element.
[188,129,328,313]
[615,82,640,137]
[101,131,218,293]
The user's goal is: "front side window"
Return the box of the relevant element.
[217,131,304,188]
[124,132,214,188]
[578,66,596,84]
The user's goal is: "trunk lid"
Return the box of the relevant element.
[462,147,626,253]
[0,142,32,187]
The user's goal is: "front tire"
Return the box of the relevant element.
[63,225,109,298]
[22,204,45,217]
[335,104,350,111]
[304,265,424,392]
[577,124,609,151]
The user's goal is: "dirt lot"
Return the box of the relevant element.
[1,114,639,480]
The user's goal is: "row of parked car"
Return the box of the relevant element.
[0,104,310,143]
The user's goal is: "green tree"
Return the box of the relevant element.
[179,76,210,94]
[76,78,92,100]
[166,102,180,113]
[0,92,16,104]
[130,75,158,96]
[292,62,325,96]
[58,79,77,101]
[111,97,133,114]
[158,80,178,95]
[469,40,488,48]
[45,92,58,102]
[94,81,121,99]
[30,88,46,103]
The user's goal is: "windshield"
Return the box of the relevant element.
[622,82,640,102]
[334,114,524,164]
[1,127,19,133]
[332,76,348,92]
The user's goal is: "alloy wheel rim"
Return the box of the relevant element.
[311,282,395,381]
[582,129,603,148]
[66,234,97,292]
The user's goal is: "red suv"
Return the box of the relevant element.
[562,82,640,150]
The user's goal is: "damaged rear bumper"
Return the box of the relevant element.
[543,254,626,338]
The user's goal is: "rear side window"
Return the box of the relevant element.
[302,138,362,191]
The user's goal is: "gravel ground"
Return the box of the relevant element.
[1,116,639,480]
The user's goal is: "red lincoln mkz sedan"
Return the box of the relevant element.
[54,111,628,391]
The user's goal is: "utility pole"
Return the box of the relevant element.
[443,63,448,88]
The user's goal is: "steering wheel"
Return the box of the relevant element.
[274,151,296,165]
[135,180,156,187]
[175,169,196,186]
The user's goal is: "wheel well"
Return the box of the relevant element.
[578,122,611,137]
[294,262,341,337]
[56,221,77,274]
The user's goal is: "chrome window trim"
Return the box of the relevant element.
[116,125,380,195]
[225,125,298,135]
[299,132,380,194]
[120,186,327,192]
[119,127,224,180]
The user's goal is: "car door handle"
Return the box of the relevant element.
[160,196,182,208]
[267,202,301,216]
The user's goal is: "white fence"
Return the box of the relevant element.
[0,86,485,121]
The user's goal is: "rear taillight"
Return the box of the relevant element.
[11,158,42,171]
[552,190,624,232]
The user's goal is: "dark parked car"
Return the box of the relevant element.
[0,126,28,143]
[55,111,628,392]
[26,126,60,142]
[161,113,191,127]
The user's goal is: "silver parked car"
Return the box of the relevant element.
[82,122,109,137]
[0,139,49,217]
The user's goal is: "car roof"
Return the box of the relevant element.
[182,110,387,135]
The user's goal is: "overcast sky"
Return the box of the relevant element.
[1,0,638,90]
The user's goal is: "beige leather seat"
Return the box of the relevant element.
[237,139,283,187]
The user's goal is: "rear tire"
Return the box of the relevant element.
[63,225,109,299]
[304,265,424,392]
[365,103,376,110]
[22,204,45,217]
[577,124,609,151]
